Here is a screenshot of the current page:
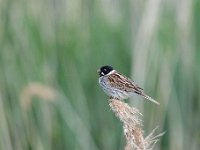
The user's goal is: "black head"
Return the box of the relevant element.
[98,65,114,77]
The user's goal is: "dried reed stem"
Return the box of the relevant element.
[20,82,57,110]
[109,99,164,150]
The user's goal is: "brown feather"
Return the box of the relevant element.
[107,71,143,94]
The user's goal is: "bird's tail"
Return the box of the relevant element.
[142,94,160,105]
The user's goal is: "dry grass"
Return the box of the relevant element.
[109,99,164,150]
[20,82,57,110]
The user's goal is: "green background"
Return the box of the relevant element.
[0,0,200,149]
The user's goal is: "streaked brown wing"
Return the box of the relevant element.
[107,71,144,93]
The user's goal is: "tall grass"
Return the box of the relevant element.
[0,0,199,149]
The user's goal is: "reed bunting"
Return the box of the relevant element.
[97,65,159,105]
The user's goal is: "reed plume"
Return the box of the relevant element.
[109,98,164,150]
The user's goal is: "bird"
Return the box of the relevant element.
[97,65,159,105]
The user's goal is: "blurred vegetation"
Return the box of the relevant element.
[0,0,200,150]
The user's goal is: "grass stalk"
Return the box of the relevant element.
[109,99,164,150]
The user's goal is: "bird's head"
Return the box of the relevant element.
[97,65,114,77]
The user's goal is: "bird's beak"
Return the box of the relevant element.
[97,69,100,73]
